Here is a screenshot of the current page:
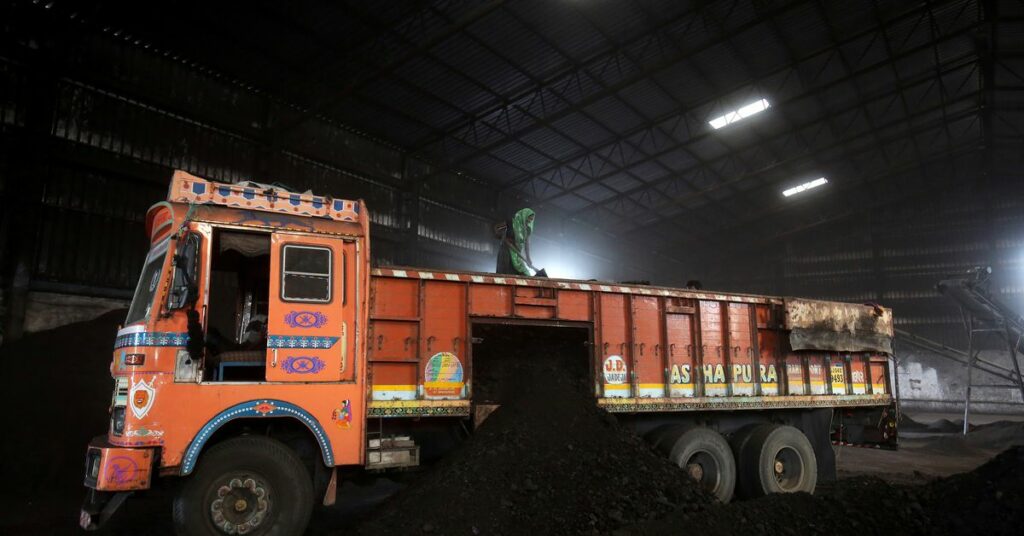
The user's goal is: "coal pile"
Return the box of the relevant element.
[0,310,124,526]
[923,420,1024,452]
[626,445,1024,536]
[356,327,712,536]
[922,445,1024,535]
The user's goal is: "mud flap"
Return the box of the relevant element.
[79,489,131,530]
[800,408,837,482]
[322,466,338,506]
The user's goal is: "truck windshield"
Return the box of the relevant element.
[125,238,170,326]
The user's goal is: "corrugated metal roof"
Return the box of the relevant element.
[34,0,998,262]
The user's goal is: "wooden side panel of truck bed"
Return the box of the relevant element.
[366,268,892,418]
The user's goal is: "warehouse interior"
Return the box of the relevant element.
[0,0,1022,534]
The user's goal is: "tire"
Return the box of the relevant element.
[665,427,736,503]
[173,435,314,536]
[644,424,682,452]
[728,423,767,462]
[736,424,817,498]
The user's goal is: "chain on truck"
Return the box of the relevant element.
[80,170,899,535]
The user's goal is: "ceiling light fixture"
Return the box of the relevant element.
[708,98,770,129]
[783,177,828,197]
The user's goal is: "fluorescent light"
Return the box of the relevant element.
[783,177,828,197]
[708,98,770,129]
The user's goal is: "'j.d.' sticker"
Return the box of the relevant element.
[423,352,465,398]
[603,355,627,384]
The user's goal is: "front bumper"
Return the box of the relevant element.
[80,435,156,530]
[83,435,155,491]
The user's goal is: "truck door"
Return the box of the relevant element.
[631,296,663,397]
[421,281,467,399]
[699,301,727,396]
[266,234,356,382]
[665,311,695,397]
[727,303,756,396]
[598,293,631,398]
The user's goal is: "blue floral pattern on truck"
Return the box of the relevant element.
[114,331,188,349]
[267,335,339,349]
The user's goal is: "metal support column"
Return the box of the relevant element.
[962,312,975,435]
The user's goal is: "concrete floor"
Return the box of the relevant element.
[835,411,1024,485]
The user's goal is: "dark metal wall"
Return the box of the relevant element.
[0,11,685,340]
[700,2,1024,353]
[2,1,1021,348]
[705,180,1024,351]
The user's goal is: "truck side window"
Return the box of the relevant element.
[281,245,332,303]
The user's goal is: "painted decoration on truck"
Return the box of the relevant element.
[106,456,140,486]
[668,363,694,397]
[114,331,188,349]
[281,356,327,375]
[129,378,155,419]
[284,311,328,329]
[830,362,848,394]
[124,427,164,438]
[603,355,627,384]
[267,335,339,349]
[182,399,334,475]
[371,384,418,401]
[602,355,631,398]
[169,171,360,223]
[331,400,353,429]
[808,361,827,395]
[701,364,728,396]
[851,367,867,395]
[786,359,805,395]
[759,364,779,395]
[423,352,465,399]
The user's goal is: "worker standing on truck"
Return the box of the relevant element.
[496,208,545,277]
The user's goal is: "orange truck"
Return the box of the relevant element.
[80,171,897,534]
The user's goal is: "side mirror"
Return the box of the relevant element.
[168,232,201,310]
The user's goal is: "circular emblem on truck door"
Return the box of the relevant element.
[603,355,627,384]
[423,352,465,399]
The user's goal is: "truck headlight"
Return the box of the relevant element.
[111,407,126,436]
[89,453,101,478]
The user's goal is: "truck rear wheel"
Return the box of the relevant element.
[662,427,736,503]
[173,435,314,536]
[736,424,817,498]
[644,424,680,452]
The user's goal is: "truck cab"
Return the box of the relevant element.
[82,171,370,534]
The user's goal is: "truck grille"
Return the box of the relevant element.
[113,377,128,407]
[111,377,128,437]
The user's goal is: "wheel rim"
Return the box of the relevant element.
[684,450,722,493]
[771,446,804,491]
[208,474,271,534]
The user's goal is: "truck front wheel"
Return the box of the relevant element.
[173,435,314,536]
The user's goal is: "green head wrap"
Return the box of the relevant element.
[512,208,535,245]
